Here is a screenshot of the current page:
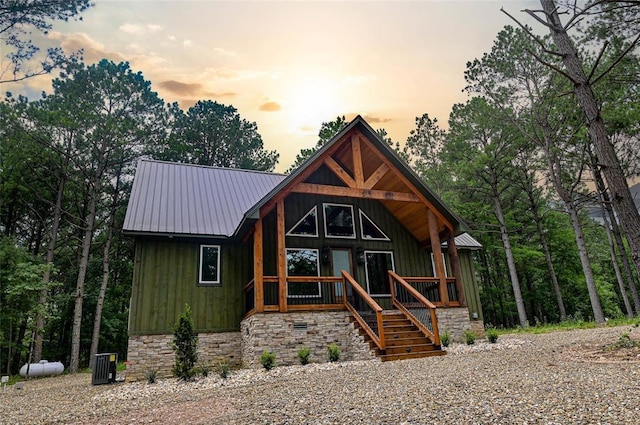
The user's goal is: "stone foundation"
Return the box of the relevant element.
[126,332,241,381]
[241,311,376,368]
[436,307,485,343]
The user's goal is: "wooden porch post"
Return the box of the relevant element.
[254,218,264,313]
[447,231,466,307]
[276,199,288,312]
[427,210,449,307]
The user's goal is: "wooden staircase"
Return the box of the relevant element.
[352,310,446,361]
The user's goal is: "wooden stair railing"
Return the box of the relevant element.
[342,270,386,350]
[388,271,441,347]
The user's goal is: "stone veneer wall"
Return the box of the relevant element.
[436,307,485,343]
[126,332,241,381]
[241,311,376,368]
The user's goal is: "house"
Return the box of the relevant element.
[123,116,484,380]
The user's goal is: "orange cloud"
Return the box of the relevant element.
[49,32,126,65]
[158,80,202,95]
[363,115,392,124]
[259,101,281,112]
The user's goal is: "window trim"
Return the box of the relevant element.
[286,248,321,298]
[286,206,319,238]
[359,210,390,241]
[323,203,356,239]
[199,244,221,285]
[364,250,395,297]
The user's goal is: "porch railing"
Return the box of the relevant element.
[342,271,386,350]
[401,277,460,306]
[244,276,345,315]
[389,271,441,346]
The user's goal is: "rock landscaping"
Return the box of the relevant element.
[1,325,638,424]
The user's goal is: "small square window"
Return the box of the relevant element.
[199,245,220,284]
[324,203,355,238]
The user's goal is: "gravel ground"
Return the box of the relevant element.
[2,325,639,425]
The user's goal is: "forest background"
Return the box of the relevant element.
[1,1,639,375]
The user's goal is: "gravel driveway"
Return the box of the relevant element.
[2,325,639,424]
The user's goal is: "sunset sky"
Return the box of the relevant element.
[10,0,539,172]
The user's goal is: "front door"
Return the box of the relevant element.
[331,248,352,300]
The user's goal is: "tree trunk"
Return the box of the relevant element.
[567,202,605,323]
[89,224,112,364]
[69,175,99,374]
[527,189,567,320]
[493,194,528,327]
[593,161,640,316]
[601,204,633,317]
[540,0,640,299]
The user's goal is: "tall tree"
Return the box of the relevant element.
[46,59,166,373]
[162,100,278,171]
[504,0,640,298]
[445,98,529,328]
[0,0,92,83]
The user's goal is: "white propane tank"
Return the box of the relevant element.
[19,360,64,377]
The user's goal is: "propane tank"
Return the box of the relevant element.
[19,360,64,377]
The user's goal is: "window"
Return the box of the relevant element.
[430,253,449,277]
[359,211,390,240]
[365,251,394,296]
[286,248,321,297]
[324,203,355,238]
[199,245,220,284]
[286,206,318,237]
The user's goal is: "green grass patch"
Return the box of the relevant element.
[499,317,639,335]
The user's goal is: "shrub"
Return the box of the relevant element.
[464,330,476,345]
[198,362,211,377]
[144,368,158,384]
[440,331,450,347]
[486,328,499,344]
[327,343,341,362]
[297,346,311,365]
[216,360,231,379]
[260,350,276,370]
[172,304,198,381]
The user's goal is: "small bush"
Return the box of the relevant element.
[216,360,230,379]
[464,330,476,345]
[486,328,499,344]
[144,368,158,384]
[172,304,198,381]
[327,343,341,362]
[260,350,276,370]
[297,346,311,365]
[197,362,211,377]
[440,331,450,347]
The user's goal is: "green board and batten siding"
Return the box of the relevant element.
[129,238,252,335]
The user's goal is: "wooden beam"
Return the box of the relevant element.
[351,135,365,186]
[292,182,421,203]
[357,134,454,232]
[324,156,357,188]
[254,219,264,313]
[447,231,466,307]
[363,163,389,190]
[428,210,449,307]
[259,132,352,218]
[276,199,287,312]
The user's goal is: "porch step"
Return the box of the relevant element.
[351,308,446,362]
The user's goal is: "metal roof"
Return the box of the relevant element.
[443,233,483,250]
[123,159,285,237]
